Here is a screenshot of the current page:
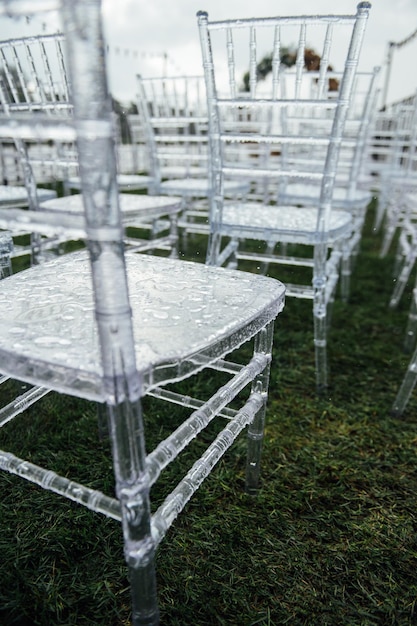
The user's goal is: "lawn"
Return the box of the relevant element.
[0,198,416,625]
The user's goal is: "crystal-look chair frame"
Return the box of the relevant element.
[63,111,154,195]
[0,33,64,259]
[136,74,249,245]
[0,31,181,262]
[277,67,380,302]
[0,1,285,624]
[378,92,417,259]
[197,3,371,391]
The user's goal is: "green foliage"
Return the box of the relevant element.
[1,199,417,625]
[242,47,295,92]
[241,47,331,92]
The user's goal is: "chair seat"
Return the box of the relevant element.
[221,203,352,243]
[160,177,249,197]
[0,185,57,207]
[279,184,371,208]
[40,192,182,221]
[67,174,153,191]
[0,251,285,400]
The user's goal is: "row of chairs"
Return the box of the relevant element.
[370,92,417,416]
[0,36,381,392]
[0,1,373,624]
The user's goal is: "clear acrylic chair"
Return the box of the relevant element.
[0,1,285,624]
[63,112,154,195]
[136,74,249,246]
[197,3,372,391]
[378,92,417,257]
[276,67,380,301]
[0,32,181,262]
[0,33,64,259]
[367,106,404,232]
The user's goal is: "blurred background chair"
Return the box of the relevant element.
[388,195,417,309]
[0,1,285,624]
[0,33,66,261]
[0,32,181,264]
[276,67,381,301]
[63,111,154,195]
[377,92,417,257]
[197,2,372,391]
[136,74,249,252]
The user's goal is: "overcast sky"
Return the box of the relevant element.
[0,0,416,106]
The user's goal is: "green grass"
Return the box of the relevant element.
[1,200,417,625]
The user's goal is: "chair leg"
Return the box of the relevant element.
[373,199,385,233]
[392,236,404,278]
[404,287,417,353]
[313,284,328,392]
[97,402,109,440]
[313,244,329,392]
[130,563,160,626]
[245,320,274,495]
[206,229,222,266]
[389,253,416,309]
[30,232,44,265]
[168,214,179,259]
[259,241,275,275]
[391,342,417,417]
[340,244,351,303]
[107,398,159,626]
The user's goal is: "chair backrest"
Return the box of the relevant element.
[390,92,417,179]
[0,33,134,189]
[136,74,209,191]
[117,112,149,175]
[0,32,69,114]
[277,67,380,195]
[197,3,372,250]
[0,32,74,189]
[328,67,381,195]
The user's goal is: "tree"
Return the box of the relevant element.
[241,47,338,91]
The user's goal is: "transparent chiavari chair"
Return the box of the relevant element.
[378,92,417,257]
[136,74,249,247]
[63,112,154,195]
[0,32,181,262]
[0,1,285,625]
[367,107,403,232]
[0,33,64,259]
[197,3,371,391]
[276,67,380,301]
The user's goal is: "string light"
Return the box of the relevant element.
[105,43,182,74]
